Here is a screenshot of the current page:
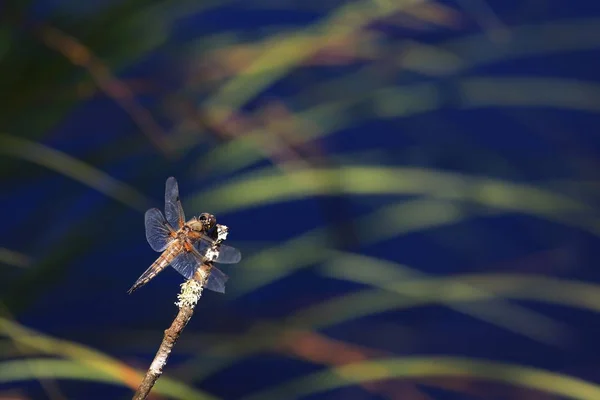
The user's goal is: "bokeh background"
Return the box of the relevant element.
[2,0,600,399]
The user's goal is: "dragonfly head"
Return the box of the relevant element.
[189,212,216,232]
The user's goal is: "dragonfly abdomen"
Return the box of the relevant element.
[127,241,183,294]
[158,241,183,268]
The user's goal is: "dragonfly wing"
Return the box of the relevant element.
[205,266,229,293]
[145,208,175,252]
[170,245,230,293]
[169,250,201,280]
[194,240,242,264]
[165,177,186,230]
[214,244,242,264]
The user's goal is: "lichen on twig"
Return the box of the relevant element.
[175,279,204,308]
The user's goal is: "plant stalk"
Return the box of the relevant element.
[132,279,203,400]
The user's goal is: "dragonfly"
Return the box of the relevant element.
[128,177,241,294]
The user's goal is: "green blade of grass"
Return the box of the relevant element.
[321,251,569,345]
[228,199,483,298]
[0,133,151,212]
[196,18,600,175]
[223,192,590,300]
[173,270,600,381]
[202,0,425,112]
[188,166,598,237]
[0,317,217,400]
[240,356,600,400]
[0,248,31,268]
[0,358,215,400]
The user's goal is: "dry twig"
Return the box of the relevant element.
[132,279,203,400]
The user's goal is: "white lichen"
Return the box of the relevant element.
[149,348,170,374]
[204,246,220,261]
[175,279,203,308]
[216,224,229,243]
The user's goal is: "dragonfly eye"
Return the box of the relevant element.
[198,213,216,230]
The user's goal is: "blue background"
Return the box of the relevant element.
[2,1,600,399]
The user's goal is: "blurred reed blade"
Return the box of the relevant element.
[202,0,425,114]
[457,77,600,112]
[0,133,151,212]
[321,252,569,345]
[201,74,600,176]
[0,248,32,269]
[220,193,588,300]
[240,356,600,400]
[188,166,599,235]
[0,0,170,154]
[273,329,427,398]
[455,0,508,42]
[0,359,215,400]
[193,97,353,176]
[0,359,118,386]
[451,18,600,69]
[38,25,172,158]
[196,18,600,175]
[174,269,600,381]
[289,273,600,328]
[227,199,481,298]
[1,303,69,400]
[0,317,216,400]
[198,75,600,176]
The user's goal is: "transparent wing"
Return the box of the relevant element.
[195,240,242,264]
[165,176,186,230]
[145,208,175,252]
[205,266,229,293]
[170,244,230,294]
[214,244,242,264]
[169,250,201,280]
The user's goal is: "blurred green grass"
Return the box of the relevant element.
[2,0,600,399]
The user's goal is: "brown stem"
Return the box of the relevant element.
[132,280,202,400]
